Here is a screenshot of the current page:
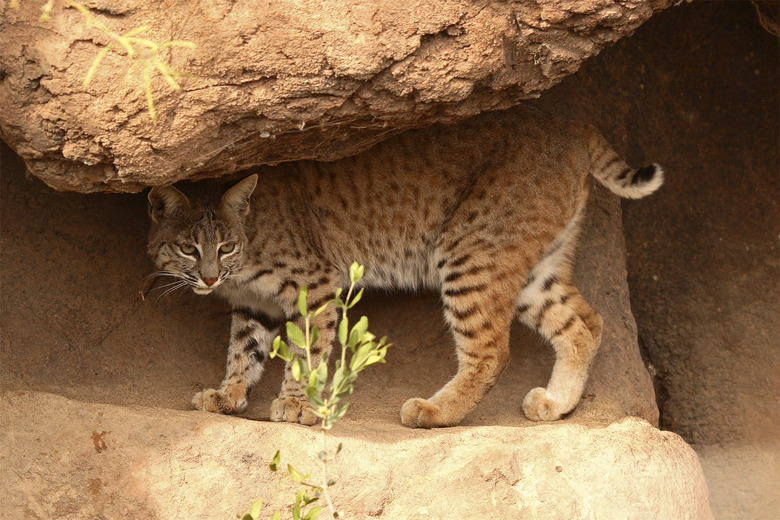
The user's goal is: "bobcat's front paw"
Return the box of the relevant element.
[192,388,247,415]
[270,397,318,425]
[522,387,566,421]
[401,397,458,428]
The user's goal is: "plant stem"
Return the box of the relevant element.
[320,428,337,517]
[305,313,312,372]
[340,280,356,368]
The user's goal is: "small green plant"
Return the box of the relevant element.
[241,262,390,520]
[12,0,194,120]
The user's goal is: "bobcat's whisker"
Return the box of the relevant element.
[140,271,181,301]
[146,279,192,292]
[156,281,191,303]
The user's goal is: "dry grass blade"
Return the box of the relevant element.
[83,44,112,87]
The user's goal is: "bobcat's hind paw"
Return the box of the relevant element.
[522,387,568,421]
[270,396,318,425]
[192,388,247,415]
[401,397,457,428]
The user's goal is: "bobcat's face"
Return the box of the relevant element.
[146,176,257,296]
[151,211,246,294]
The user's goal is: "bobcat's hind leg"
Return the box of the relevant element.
[401,247,520,428]
[192,303,283,414]
[516,279,602,421]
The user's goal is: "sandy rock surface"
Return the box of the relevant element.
[1,391,709,520]
[0,0,670,192]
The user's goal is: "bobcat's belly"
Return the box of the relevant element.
[357,248,440,292]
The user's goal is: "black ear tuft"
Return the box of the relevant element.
[148,185,189,223]
[222,174,258,217]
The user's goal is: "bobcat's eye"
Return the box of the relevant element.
[180,243,198,257]
[219,243,236,255]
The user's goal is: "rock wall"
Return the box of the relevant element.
[529,2,779,519]
[0,0,671,192]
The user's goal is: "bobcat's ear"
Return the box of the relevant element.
[148,185,189,223]
[222,174,258,217]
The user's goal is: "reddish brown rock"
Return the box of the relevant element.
[0,0,670,192]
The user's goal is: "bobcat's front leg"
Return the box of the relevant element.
[269,272,339,425]
[192,304,283,414]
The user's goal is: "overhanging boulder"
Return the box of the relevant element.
[0,0,671,192]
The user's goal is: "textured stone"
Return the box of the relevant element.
[0,391,711,519]
[0,0,671,192]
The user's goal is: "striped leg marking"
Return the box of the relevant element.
[516,279,602,421]
[401,253,516,428]
[192,306,282,414]
[270,271,339,425]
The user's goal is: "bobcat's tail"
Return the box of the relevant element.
[586,125,664,199]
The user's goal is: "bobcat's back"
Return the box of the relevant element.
[242,107,626,291]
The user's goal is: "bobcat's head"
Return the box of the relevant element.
[146,174,257,295]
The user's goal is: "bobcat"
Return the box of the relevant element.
[147,105,662,428]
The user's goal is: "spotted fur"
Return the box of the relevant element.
[147,105,662,427]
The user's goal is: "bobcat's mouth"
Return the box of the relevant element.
[193,277,224,295]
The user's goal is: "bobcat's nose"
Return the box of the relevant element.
[202,277,218,287]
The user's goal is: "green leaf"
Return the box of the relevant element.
[291,358,303,381]
[348,316,369,348]
[304,386,325,407]
[250,498,262,519]
[328,479,337,487]
[303,506,323,520]
[297,286,309,317]
[364,354,386,367]
[269,450,280,472]
[271,336,291,361]
[288,464,303,483]
[318,450,327,461]
[349,262,365,283]
[337,316,349,347]
[310,326,319,350]
[287,322,306,348]
[330,365,348,395]
[271,512,281,520]
[313,301,331,317]
[335,402,349,420]
[293,489,307,520]
[302,491,320,505]
[349,342,372,372]
[336,442,343,454]
[315,362,328,393]
[334,385,354,401]
[347,287,364,308]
